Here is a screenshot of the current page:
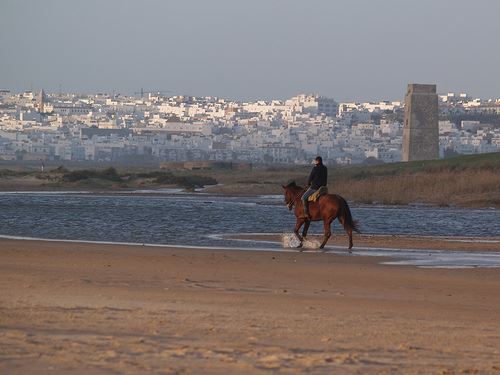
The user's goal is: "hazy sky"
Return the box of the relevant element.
[1,0,499,101]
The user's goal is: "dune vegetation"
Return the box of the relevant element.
[203,152,500,208]
[329,153,500,207]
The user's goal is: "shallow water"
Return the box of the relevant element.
[0,192,499,267]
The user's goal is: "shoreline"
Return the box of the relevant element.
[1,238,500,373]
[3,231,500,251]
[2,233,500,270]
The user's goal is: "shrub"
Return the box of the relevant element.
[99,167,122,182]
[62,167,122,182]
[153,173,217,188]
[52,166,70,174]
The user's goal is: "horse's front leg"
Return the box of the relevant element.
[319,218,334,250]
[294,219,306,249]
[302,220,311,239]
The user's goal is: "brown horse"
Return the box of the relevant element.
[282,181,359,250]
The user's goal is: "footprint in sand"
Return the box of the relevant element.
[257,354,282,369]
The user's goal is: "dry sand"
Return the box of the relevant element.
[1,238,500,374]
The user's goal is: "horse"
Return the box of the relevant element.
[282,181,360,250]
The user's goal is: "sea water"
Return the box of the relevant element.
[0,192,499,267]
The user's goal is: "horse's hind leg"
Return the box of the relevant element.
[319,218,334,250]
[339,216,353,251]
[347,227,353,250]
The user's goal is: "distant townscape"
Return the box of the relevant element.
[0,89,499,165]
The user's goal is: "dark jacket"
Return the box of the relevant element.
[307,163,328,189]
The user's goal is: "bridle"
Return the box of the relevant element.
[285,189,304,210]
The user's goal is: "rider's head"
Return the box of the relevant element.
[314,156,323,165]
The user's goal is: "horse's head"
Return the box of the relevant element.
[282,181,302,210]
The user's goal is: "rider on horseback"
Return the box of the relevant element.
[301,156,327,219]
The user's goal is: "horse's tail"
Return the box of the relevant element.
[337,195,360,233]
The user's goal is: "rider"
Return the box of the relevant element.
[301,156,327,219]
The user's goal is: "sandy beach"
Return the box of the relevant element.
[1,237,500,374]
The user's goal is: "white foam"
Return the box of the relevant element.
[282,233,301,248]
[302,237,321,249]
[282,233,321,249]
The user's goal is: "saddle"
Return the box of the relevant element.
[308,186,328,202]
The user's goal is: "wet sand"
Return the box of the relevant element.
[230,233,500,252]
[1,238,500,374]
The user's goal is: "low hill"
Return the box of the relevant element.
[1,152,499,207]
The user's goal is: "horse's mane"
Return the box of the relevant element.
[284,180,304,192]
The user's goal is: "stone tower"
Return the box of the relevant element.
[36,89,46,113]
[402,84,439,161]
